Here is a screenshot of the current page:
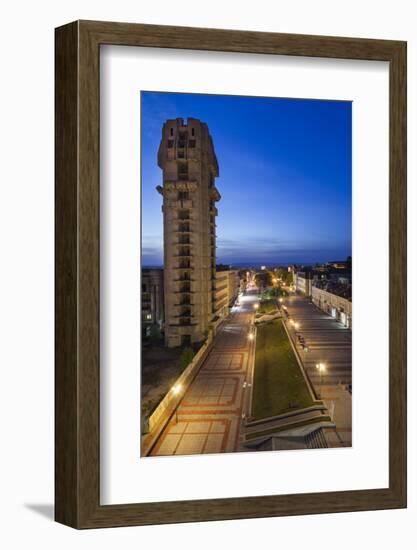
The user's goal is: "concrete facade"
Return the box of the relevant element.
[214,270,240,318]
[157,118,221,347]
[294,272,313,296]
[312,285,352,328]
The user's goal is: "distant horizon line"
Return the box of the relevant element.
[142,258,352,269]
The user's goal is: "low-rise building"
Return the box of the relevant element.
[312,284,352,328]
[141,267,240,343]
[214,269,240,319]
[142,268,164,336]
[327,258,352,270]
[294,271,314,296]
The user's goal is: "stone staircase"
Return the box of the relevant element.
[305,427,328,449]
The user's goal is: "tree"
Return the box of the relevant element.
[149,323,162,345]
[262,286,288,300]
[254,271,273,291]
[179,346,195,370]
[276,267,293,286]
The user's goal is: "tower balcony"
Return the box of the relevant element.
[174,252,193,258]
[175,238,192,245]
[173,288,194,294]
[173,229,193,235]
[174,300,194,306]
[175,319,197,327]
[176,266,193,272]
[174,311,195,320]
[175,220,194,231]
[166,199,194,209]
[168,319,197,327]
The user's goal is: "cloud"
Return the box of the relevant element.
[141,235,350,267]
[216,236,350,264]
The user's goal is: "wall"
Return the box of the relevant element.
[142,332,214,454]
[1,1,416,549]
[312,286,352,327]
[295,273,312,296]
[215,269,240,317]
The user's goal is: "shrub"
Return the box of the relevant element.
[148,323,162,345]
[179,346,195,370]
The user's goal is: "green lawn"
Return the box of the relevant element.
[251,320,314,420]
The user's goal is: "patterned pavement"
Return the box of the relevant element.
[150,292,257,456]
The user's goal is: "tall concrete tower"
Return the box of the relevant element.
[157,118,220,348]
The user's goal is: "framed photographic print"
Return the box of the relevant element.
[55,20,407,528]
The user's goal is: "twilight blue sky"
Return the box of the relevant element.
[141,91,352,267]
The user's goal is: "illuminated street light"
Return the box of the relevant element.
[254,303,259,310]
[279,298,283,303]
[172,384,182,395]
[294,322,300,330]
[248,333,254,341]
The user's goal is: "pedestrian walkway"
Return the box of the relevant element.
[150,290,258,456]
[283,294,352,446]
[284,295,352,387]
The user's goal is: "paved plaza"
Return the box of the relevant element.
[151,291,258,456]
[283,294,352,446]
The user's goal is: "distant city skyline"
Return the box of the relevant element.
[141,91,352,266]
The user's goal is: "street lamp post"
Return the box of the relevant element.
[172,384,182,423]
[315,363,326,398]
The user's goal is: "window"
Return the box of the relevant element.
[142,283,147,292]
[188,140,196,148]
[170,127,174,136]
[178,131,186,147]
[191,128,195,136]
[179,222,190,232]
[178,210,190,220]
[178,191,189,200]
[178,162,188,180]
[167,139,174,148]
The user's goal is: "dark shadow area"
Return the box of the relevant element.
[24,503,54,521]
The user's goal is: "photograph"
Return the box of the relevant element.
[1,0,410,540]
[140,91,352,457]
